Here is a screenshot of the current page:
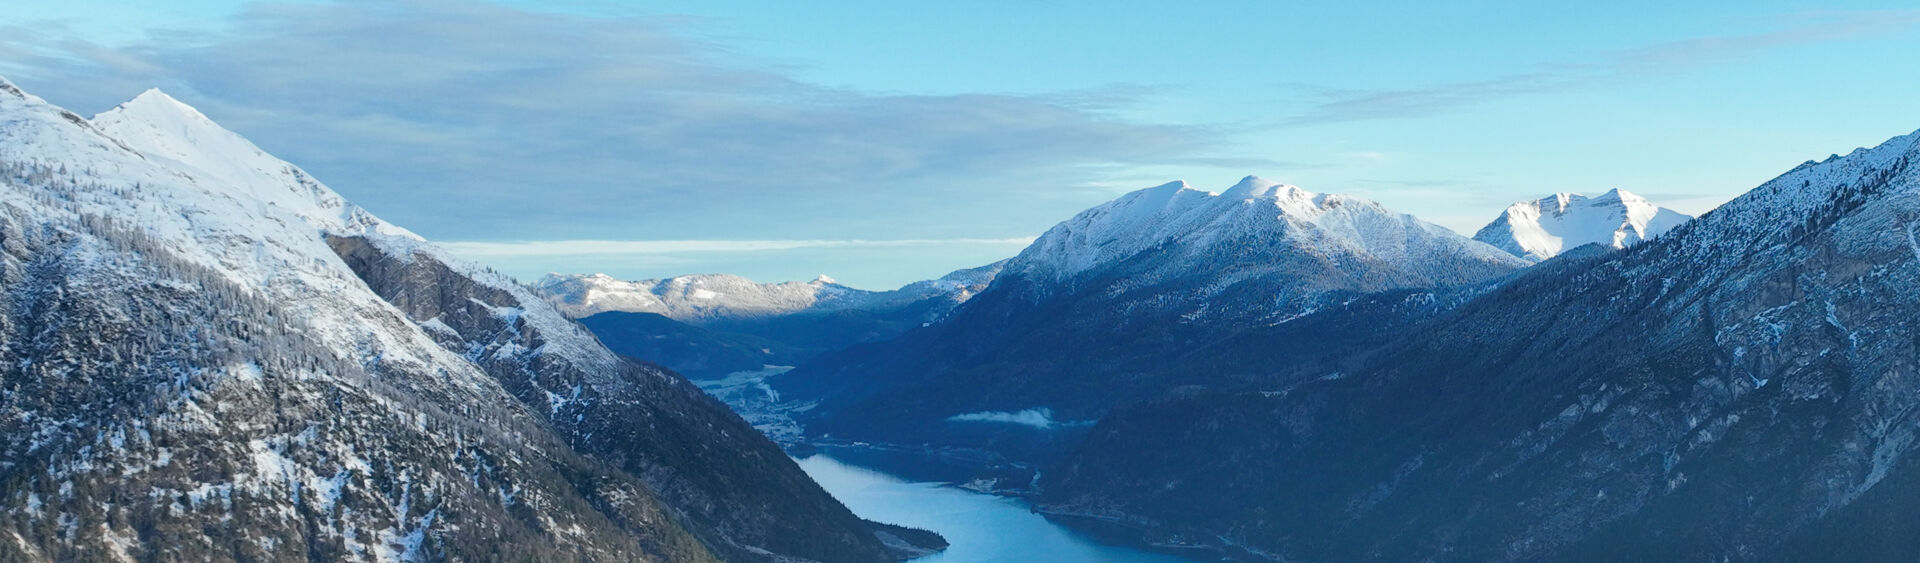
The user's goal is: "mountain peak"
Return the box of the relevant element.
[1592,187,1650,206]
[128,87,187,106]
[1147,179,1195,193]
[1222,175,1308,200]
[1009,177,1527,285]
[1229,174,1276,189]
[80,83,425,249]
[103,87,216,126]
[1474,190,1692,261]
[91,86,263,170]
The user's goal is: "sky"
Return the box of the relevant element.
[3,1,1919,288]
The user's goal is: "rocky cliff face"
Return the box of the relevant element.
[0,78,923,561]
[1041,131,1920,560]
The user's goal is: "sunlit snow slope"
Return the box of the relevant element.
[1473,189,1692,261]
[0,78,906,562]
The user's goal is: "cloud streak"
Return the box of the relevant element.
[947,408,1087,430]
[1282,10,1920,126]
[0,0,1223,243]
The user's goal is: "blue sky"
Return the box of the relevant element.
[4,1,1919,288]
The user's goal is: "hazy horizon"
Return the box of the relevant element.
[7,0,1919,287]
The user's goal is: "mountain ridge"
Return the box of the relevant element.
[1037,127,1920,560]
[1007,175,1528,297]
[768,175,1531,467]
[0,77,925,561]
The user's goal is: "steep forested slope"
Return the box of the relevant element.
[1044,131,1920,560]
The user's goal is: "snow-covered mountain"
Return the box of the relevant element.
[536,262,1001,321]
[1473,188,1692,261]
[1004,175,1529,313]
[0,78,926,561]
[770,176,1531,465]
[1044,130,1920,560]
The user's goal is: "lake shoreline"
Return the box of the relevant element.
[795,448,1216,562]
[697,367,1230,560]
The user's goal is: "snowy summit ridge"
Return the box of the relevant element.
[1006,175,1530,289]
[1473,188,1692,261]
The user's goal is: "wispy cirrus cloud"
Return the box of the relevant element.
[0,0,1235,246]
[1283,10,1920,126]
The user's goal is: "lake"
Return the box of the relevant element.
[796,454,1194,562]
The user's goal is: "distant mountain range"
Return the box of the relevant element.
[546,179,1707,468]
[546,130,1920,560]
[0,78,938,561]
[537,266,1002,321]
[535,264,1000,379]
[758,177,1536,465]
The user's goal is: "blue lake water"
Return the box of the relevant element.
[795,454,1192,562]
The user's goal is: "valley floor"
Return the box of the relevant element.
[698,367,1220,561]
